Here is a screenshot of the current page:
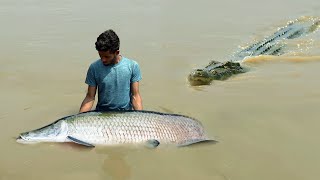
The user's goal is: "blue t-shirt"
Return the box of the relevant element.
[85,56,142,111]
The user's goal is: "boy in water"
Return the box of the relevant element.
[79,29,142,112]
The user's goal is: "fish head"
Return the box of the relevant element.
[17,120,68,144]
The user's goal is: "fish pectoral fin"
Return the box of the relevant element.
[145,139,160,148]
[67,136,95,148]
[178,139,218,147]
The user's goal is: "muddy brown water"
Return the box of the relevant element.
[1,0,320,179]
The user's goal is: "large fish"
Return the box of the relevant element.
[16,110,213,148]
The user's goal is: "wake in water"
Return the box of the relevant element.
[231,16,320,63]
[188,16,320,86]
[242,55,320,64]
[238,16,320,64]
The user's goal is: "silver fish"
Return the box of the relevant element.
[17,110,213,148]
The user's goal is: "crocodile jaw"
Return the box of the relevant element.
[188,69,213,86]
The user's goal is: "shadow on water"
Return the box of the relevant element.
[95,147,132,180]
[56,142,96,152]
[93,141,218,179]
[157,106,175,114]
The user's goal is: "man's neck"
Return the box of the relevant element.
[117,54,122,63]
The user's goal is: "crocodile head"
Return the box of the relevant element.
[188,61,246,86]
[188,69,213,86]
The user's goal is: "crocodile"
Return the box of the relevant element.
[188,17,320,86]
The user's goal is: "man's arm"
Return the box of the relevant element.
[131,81,143,110]
[79,86,97,113]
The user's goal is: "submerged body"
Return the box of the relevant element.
[17,110,211,147]
[188,16,320,85]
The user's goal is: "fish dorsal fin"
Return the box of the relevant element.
[67,136,95,148]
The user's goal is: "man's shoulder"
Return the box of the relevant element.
[89,59,102,68]
[122,56,139,65]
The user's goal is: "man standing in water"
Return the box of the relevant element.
[79,29,143,112]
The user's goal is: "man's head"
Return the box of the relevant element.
[95,29,120,65]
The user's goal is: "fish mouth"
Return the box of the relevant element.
[16,135,22,140]
[16,134,28,141]
[16,134,39,144]
[16,134,25,141]
[16,134,26,143]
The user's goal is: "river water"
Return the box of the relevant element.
[1,0,320,179]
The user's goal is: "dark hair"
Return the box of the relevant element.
[95,29,120,52]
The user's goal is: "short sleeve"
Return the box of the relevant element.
[85,64,97,86]
[131,61,142,83]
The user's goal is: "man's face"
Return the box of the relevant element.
[98,50,119,65]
